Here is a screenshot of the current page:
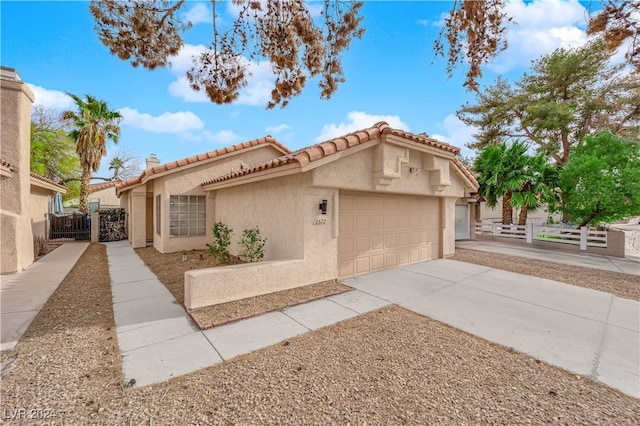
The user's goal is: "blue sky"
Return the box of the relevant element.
[2,0,606,178]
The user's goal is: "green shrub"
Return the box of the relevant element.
[240,227,267,262]
[207,221,233,263]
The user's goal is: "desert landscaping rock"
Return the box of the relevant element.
[452,248,640,301]
[1,243,639,424]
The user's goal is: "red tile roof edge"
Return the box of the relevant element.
[116,135,290,194]
[452,157,479,189]
[90,181,118,192]
[202,121,464,186]
[29,172,67,192]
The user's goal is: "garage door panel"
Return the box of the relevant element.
[338,192,440,279]
[356,196,370,210]
[384,252,398,268]
[341,195,355,210]
[338,237,354,256]
[356,236,370,254]
[371,215,384,230]
[355,257,370,274]
[384,234,397,249]
[339,215,354,232]
[371,234,384,250]
[372,254,384,271]
[356,215,370,231]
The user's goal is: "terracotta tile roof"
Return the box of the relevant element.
[29,172,67,192]
[116,135,290,195]
[202,121,464,186]
[452,157,479,189]
[90,181,118,192]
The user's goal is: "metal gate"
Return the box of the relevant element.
[49,213,91,242]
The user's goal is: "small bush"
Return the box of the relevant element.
[240,227,267,262]
[33,235,48,258]
[207,222,233,263]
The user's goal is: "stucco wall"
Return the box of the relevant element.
[311,147,468,199]
[186,173,338,309]
[90,187,119,207]
[30,187,51,238]
[1,72,35,274]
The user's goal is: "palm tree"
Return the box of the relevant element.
[109,156,125,181]
[63,93,122,213]
[511,154,559,225]
[474,141,530,225]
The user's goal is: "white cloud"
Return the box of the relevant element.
[118,107,204,133]
[315,111,409,142]
[183,2,212,25]
[27,84,74,110]
[167,44,276,106]
[431,114,478,158]
[178,129,239,145]
[265,124,291,134]
[168,43,207,73]
[490,0,589,72]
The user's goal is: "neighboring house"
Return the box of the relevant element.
[117,121,478,285]
[1,66,67,274]
[116,140,291,253]
[89,181,120,209]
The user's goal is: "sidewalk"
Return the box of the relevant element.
[456,239,639,276]
[105,241,389,388]
[1,243,89,352]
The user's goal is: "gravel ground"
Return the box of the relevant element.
[135,246,351,328]
[1,243,639,424]
[190,280,350,329]
[451,248,640,301]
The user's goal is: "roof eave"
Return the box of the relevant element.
[202,163,301,191]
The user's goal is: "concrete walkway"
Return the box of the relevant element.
[345,259,640,398]
[105,241,389,388]
[456,239,640,276]
[1,243,89,352]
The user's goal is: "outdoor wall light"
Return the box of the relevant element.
[319,199,328,215]
[409,167,422,175]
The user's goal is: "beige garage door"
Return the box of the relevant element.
[338,192,440,279]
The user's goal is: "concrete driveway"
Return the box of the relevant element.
[344,259,640,398]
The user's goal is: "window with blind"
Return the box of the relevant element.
[169,195,206,237]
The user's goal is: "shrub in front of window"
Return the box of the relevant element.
[240,227,267,262]
[207,221,233,263]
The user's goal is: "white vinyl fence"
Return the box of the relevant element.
[475,222,607,250]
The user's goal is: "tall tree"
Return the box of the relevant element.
[435,0,639,91]
[474,141,530,225]
[459,40,640,166]
[511,153,559,225]
[89,0,364,109]
[107,149,141,181]
[559,132,640,228]
[30,106,82,203]
[63,94,122,214]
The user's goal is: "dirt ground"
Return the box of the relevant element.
[451,248,640,301]
[135,247,351,328]
[1,243,639,424]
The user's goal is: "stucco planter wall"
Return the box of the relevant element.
[184,259,334,310]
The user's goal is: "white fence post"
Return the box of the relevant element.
[579,226,588,251]
[526,223,533,243]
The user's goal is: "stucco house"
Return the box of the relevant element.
[1,66,67,274]
[89,181,120,209]
[117,122,478,308]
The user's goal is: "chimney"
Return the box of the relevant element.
[146,154,160,170]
